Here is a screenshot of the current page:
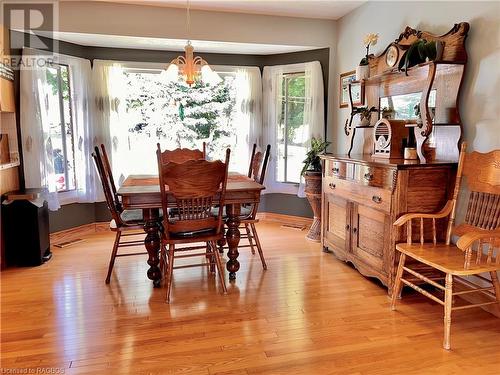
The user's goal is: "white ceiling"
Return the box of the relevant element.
[73,0,365,20]
[44,31,321,54]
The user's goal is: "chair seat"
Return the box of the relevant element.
[212,205,253,219]
[162,230,223,244]
[396,242,500,275]
[117,208,165,226]
[120,209,144,223]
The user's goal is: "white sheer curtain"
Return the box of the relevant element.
[20,49,60,210]
[262,61,324,196]
[20,49,95,209]
[91,60,127,187]
[229,66,262,172]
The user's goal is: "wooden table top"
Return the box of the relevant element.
[118,172,265,196]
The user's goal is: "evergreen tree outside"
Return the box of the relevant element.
[122,71,237,166]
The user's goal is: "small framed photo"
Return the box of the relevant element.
[340,71,364,108]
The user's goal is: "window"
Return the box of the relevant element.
[45,64,76,192]
[276,72,307,184]
[262,61,324,195]
[115,68,240,174]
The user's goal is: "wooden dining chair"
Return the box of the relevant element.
[241,144,271,269]
[99,144,122,212]
[157,142,206,164]
[391,142,500,350]
[92,146,146,284]
[217,144,271,269]
[157,147,230,303]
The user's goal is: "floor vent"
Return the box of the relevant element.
[54,238,86,248]
[281,224,306,231]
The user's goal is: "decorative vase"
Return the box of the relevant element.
[304,170,322,242]
[435,41,444,61]
[360,114,371,126]
[356,65,370,81]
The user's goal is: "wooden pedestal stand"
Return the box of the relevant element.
[304,171,322,242]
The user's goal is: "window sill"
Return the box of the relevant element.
[263,182,299,195]
[58,190,78,205]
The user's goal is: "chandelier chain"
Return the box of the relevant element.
[186,0,191,41]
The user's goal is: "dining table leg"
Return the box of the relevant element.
[143,208,162,288]
[225,203,241,280]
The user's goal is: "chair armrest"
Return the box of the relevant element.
[393,200,454,227]
[456,229,500,251]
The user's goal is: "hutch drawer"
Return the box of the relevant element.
[324,176,391,213]
[353,164,394,190]
[325,159,349,179]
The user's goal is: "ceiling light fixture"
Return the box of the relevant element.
[164,0,221,86]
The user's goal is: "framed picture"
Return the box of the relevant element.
[339,71,364,108]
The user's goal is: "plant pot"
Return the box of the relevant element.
[304,170,322,242]
[360,115,371,127]
[356,65,370,81]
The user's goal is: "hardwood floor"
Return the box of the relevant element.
[1,221,499,374]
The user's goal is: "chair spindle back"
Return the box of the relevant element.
[401,142,500,268]
[92,147,123,226]
[157,142,206,164]
[248,144,271,184]
[99,144,122,212]
[453,143,500,268]
[157,147,230,237]
[450,143,500,234]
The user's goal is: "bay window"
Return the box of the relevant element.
[92,61,262,184]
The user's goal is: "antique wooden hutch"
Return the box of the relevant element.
[321,23,469,293]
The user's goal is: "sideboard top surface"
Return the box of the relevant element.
[320,153,457,170]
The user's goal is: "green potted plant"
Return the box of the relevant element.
[398,39,442,75]
[301,138,330,242]
[355,106,378,126]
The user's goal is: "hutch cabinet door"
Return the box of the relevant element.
[323,193,351,254]
[350,204,391,278]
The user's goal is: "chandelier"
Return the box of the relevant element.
[164,1,221,86]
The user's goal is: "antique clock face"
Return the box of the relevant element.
[386,45,399,67]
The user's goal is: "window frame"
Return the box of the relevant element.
[276,71,306,185]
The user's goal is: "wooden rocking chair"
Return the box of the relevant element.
[391,142,500,350]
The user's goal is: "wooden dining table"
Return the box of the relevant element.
[117,172,265,287]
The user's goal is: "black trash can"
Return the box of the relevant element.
[2,188,52,267]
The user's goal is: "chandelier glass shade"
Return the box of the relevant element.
[165,41,221,86]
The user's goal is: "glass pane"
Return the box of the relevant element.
[276,96,286,182]
[45,67,65,191]
[45,65,76,192]
[285,144,306,184]
[61,66,76,190]
[277,73,306,184]
[286,98,306,184]
[287,75,305,98]
[121,70,238,174]
[380,90,436,121]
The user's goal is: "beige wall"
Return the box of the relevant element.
[58,1,337,137]
[333,1,500,154]
[58,1,500,153]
